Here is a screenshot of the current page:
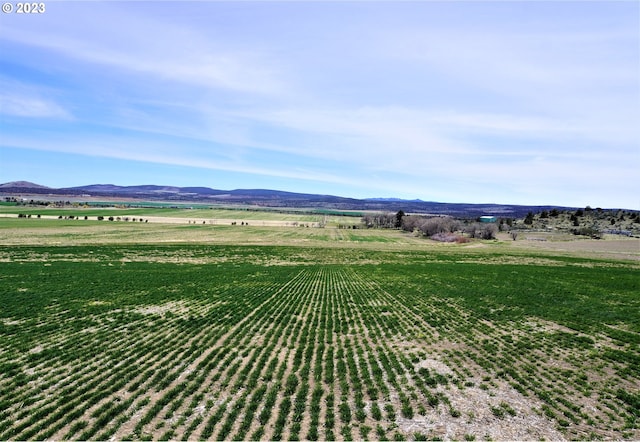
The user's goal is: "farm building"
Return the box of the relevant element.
[479,216,497,223]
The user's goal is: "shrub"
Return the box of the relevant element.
[430,233,458,243]
[571,227,601,239]
[465,223,497,239]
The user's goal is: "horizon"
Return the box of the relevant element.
[1,2,639,209]
[3,179,637,211]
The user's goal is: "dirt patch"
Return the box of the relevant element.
[131,300,190,316]
[397,379,566,441]
[415,358,454,376]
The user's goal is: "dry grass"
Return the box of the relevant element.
[502,232,640,261]
[2,216,639,265]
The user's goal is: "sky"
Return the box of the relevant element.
[1,1,638,208]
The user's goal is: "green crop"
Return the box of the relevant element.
[0,244,638,440]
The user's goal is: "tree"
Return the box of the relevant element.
[418,217,459,237]
[524,212,534,225]
[464,224,477,238]
[395,210,405,229]
[480,223,498,240]
[465,223,497,239]
[570,213,579,226]
[401,215,423,232]
[362,212,396,229]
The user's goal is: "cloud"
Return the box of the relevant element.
[1,1,637,207]
[234,105,632,162]
[0,93,71,119]
[0,77,72,119]
[1,3,289,97]
[0,129,360,188]
[370,9,639,131]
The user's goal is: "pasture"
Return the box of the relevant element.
[0,215,638,441]
[0,205,360,227]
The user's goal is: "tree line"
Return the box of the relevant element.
[362,211,497,241]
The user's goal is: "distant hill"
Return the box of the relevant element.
[0,181,50,189]
[0,181,582,217]
[70,184,187,194]
[365,197,424,202]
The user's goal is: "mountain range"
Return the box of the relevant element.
[0,181,579,217]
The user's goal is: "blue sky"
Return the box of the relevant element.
[1,1,638,208]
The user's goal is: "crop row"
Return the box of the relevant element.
[1,246,638,440]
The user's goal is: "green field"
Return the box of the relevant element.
[0,215,639,441]
[0,205,360,225]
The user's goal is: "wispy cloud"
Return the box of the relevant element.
[0,93,71,119]
[1,3,289,97]
[1,130,361,188]
[0,78,72,119]
[235,105,632,162]
[1,1,637,207]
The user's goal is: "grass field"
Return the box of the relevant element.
[0,213,639,441]
[0,205,360,226]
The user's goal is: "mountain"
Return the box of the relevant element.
[0,181,50,189]
[68,184,186,194]
[0,181,580,217]
[365,197,425,202]
[63,184,360,201]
